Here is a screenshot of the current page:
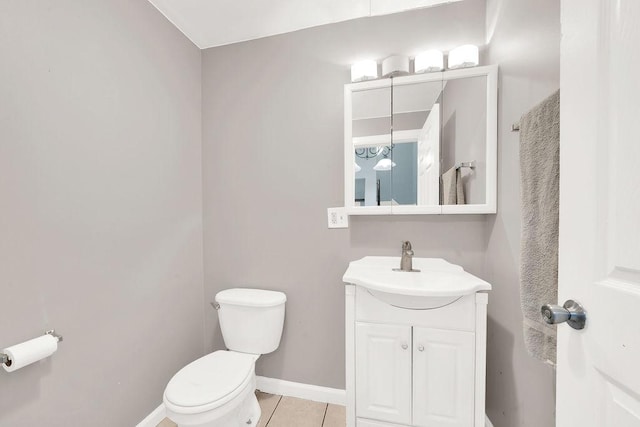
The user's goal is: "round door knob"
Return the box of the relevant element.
[541,299,586,330]
[541,304,571,324]
[401,343,408,350]
[417,344,424,352]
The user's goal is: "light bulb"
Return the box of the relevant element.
[448,45,479,69]
[350,60,378,82]
[415,50,443,73]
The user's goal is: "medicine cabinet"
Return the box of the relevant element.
[344,65,497,215]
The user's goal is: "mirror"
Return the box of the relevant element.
[351,81,393,212]
[441,75,487,206]
[344,65,497,215]
[391,79,443,209]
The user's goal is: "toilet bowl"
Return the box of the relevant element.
[164,351,260,427]
[163,289,286,427]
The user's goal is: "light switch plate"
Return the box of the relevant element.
[327,207,349,229]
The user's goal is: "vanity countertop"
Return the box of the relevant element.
[343,256,491,298]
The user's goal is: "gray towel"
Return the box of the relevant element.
[442,166,465,205]
[519,89,560,366]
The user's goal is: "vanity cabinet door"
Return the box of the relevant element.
[355,322,412,425]
[412,327,475,427]
[356,419,406,427]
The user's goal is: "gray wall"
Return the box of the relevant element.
[202,1,488,389]
[0,1,203,426]
[484,0,560,426]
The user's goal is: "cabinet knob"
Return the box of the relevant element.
[401,343,408,350]
[417,344,424,352]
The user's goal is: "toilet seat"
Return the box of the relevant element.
[164,350,256,415]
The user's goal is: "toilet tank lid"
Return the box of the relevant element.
[215,288,286,307]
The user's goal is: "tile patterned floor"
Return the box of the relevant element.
[156,418,177,427]
[157,391,346,427]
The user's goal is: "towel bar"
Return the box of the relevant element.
[512,123,520,132]
[455,161,476,170]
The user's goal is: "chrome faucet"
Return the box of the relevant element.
[400,241,415,272]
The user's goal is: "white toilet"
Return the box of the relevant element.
[163,288,286,427]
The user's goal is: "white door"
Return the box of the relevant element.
[557,0,640,425]
[417,103,440,205]
[412,327,475,427]
[355,323,412,425]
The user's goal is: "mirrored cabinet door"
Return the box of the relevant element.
[439,66,497,214]
[441,75,487,206]
[390,77,443,214]
[350,80,393,214]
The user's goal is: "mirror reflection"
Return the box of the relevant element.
[441,75,487,205]
[351,79,444,207]
[392,79,443,207]
[354,143,418,206]
[354,145,392,206]
[352,84,391,206]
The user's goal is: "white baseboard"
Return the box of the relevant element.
[256,376,346,406]
[136,383,488,426]
[136,403,166,427]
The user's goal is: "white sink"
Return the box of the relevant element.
[343,256,491,309]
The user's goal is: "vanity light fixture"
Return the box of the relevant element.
[373,158,396,171]
[354,162,362,172]
[414,50,444,73]
[447,44,479,69]
[351,60,378,82]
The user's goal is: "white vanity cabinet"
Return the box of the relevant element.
[411,327,475,427]
[343,257,491,427]
[355,323,412,424]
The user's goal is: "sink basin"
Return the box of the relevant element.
[343,256,491,309]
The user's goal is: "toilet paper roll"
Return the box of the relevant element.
[2,334,58,372]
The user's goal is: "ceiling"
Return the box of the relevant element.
[147,0,463,49]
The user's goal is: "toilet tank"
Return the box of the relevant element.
[215,288,286,355]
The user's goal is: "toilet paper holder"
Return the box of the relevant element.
[0,330,63,365]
